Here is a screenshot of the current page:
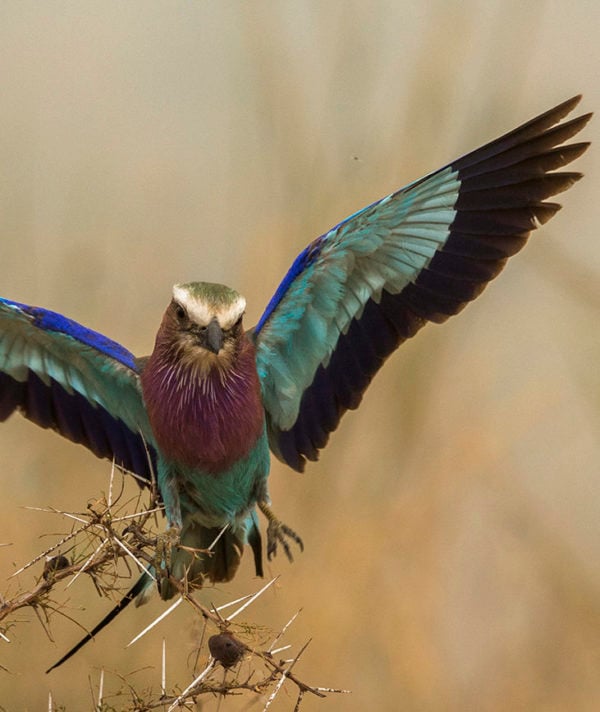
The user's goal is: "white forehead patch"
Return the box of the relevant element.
[172,284,246,329]
[217,294,246,329]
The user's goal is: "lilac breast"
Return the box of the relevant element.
[141,337,264,473]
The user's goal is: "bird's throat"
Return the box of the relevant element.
[141,337,264,473]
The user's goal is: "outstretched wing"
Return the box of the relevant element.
[253,95,591,471]
[0,298,157,481]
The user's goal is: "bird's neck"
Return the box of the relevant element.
[141,334,264,473]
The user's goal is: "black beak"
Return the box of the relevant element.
[205,318,224,354]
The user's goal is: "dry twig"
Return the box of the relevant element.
[1,469,349,710]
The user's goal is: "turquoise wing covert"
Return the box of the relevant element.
[253,96,590,471]
[0,298,157,480]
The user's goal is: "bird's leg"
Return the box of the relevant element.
[257,500,303,562]
[154,465,184,594]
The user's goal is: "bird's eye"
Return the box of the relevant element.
[174,304,186,320]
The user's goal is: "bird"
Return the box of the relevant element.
[0,95,591,669]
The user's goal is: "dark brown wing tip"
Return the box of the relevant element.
[515,94,586,134]
[552,171,584,193]
[548,94,585,120]
[565,111,593,134]
[559,94,582,111]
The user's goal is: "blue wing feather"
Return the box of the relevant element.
[0,298,156,482]
[1,298,138,370]
[254,96,590,471]
[255,241,325,335]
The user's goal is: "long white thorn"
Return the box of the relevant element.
[66,539,107,590]
[108,459,116,508]
[96,668,105,711]
[162,638,167,696]
[263,669,289,710]
[207,524,229,551]
[268,608,302,653]
[9,519,93,578]
[127,597,183,647]
[214,592,254,612]
[227,576,279,621]
[112,537,155,580]
[56,511,89,525]
[111,506,164,523]
[263,639,311,710]
[167,658,216,712]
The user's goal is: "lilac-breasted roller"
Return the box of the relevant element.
[0,96,591,665]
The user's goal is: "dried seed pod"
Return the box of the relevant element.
[208,632,245,668]
[43,555,70,581]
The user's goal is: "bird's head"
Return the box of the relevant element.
[158,281,247,375]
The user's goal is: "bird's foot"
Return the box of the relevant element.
[154,526,181,597]
[258,501,303,562]
[155,526,181,566]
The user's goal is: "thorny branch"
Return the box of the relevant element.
[0,468,349,710]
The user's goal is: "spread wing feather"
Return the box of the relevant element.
[0,298,156,481]
[253,96,590,471]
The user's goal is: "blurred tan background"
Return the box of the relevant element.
[1,2,600,710]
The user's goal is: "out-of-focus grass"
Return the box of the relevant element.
[1,2,600,710]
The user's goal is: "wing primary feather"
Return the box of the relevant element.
[458,144,589,191]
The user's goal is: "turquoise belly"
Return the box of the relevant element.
[159,430,271,530]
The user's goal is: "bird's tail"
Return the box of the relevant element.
[46,571,153,673]
[160,510,264,599]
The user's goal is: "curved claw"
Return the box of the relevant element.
[266,520,304,561]
[258,501,303,562]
